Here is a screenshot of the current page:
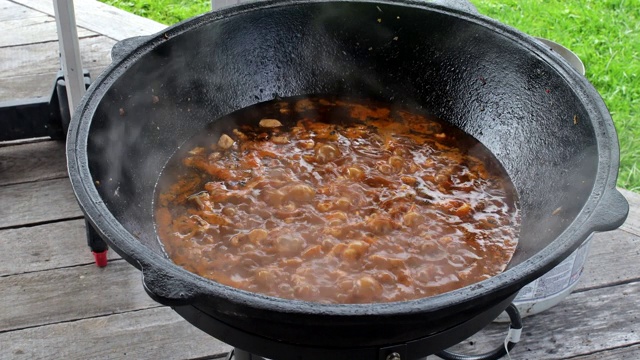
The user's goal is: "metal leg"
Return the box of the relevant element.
[85,220,109,267]
[53,0,86,117]
[53,1,106,266]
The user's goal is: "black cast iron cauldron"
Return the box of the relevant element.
[66,1,628,359]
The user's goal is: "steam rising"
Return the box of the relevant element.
[85,0,598,277]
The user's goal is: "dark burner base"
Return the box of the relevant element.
[223,304,521,360]
[176,295,520,360]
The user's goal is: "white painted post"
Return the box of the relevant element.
[53,0,85,116]
[212,0,244,10]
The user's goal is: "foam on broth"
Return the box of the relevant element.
[154,96,520,304]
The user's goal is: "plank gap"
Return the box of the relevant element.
[0,218,122,276]
[0,35,116,85]
[0,215,85,231]
[562,342,640,359]
[0,140,68,186]
[573,278,640,294]
[0,14,98,47]
[0,303,163,335]
[0,0,49,21]
[442,281,640,359]
[0,258,125,279]
[0,174,69,189]
[0,34,101,50]
[10,0,166,41]
[0,260,160,332]
[187,353,230,360]
[0,306,231,359]
[0,64,109,101]
[0,137,51,148]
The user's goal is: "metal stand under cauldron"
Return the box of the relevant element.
[225,302,521,360]
[190,304,523,360]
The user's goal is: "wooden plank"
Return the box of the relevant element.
[0,219,120,277]
[439,281,640,359]
[0,205,633,334]
[14,0,167,41]
[0,196,630,355]
[0,261,158,332]
[576,229,640,291]
[0,140,67,186]
[0,0,44,22]
[2,267,638,360]
[0,137,50,148]
[0,14,49,31]
[0,15,97,47]
[0,35,114,79]
[0,177,82,229]
[1,140,633,288]
[0,64,108,101]
[0,307,232,360]
[2,220,633,312]
[619,188,640,237]
[572,344,640,359]
[0,225,638,359]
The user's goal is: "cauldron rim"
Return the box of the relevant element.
[67,0,626,318]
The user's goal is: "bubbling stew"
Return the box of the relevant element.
[155,97,520,304]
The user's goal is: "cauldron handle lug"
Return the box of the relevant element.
[110,35,153,63]
[588,187,629,231]
[141,265,200,306]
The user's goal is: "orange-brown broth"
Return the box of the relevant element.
[155,97,520,304]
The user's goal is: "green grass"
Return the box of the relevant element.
[470,0,640,192]
[100,0,640,191]
[102,0,210,25]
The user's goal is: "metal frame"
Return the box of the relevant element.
[0,0,239,142]
[0,70,90,141]
[0,0,87,142]
[53,0,86,116]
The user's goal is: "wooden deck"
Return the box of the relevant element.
[1,0,639,358]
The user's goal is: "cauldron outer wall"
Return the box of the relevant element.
[89,2,595,263]
[68,0,627,352]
